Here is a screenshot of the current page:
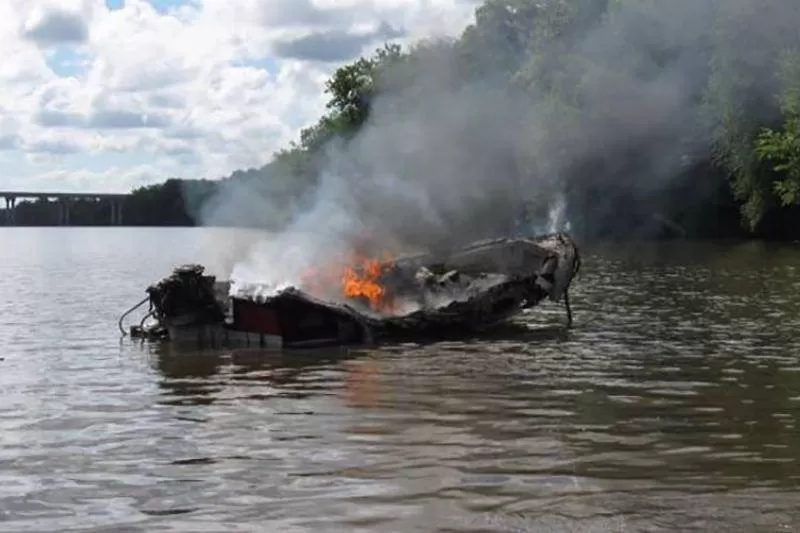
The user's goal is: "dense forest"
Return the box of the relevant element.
[6,0,800,242]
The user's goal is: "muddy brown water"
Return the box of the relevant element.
[0,228,798,532]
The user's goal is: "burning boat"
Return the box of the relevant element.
[119,232,581,349]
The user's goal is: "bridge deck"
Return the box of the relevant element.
[0,192,128,199]
[0,191,126,225]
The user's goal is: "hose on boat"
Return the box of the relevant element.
[563,240,581,328]
[139,310,155,330]
[564,290,573,327]
[118,296,149,336]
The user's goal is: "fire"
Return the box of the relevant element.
[298,250,396,313]
[341,254,395,312]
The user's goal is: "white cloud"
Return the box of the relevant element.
[0,0,479,193]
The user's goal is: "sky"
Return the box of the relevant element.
[0,0,480,193]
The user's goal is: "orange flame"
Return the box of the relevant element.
[298,250,396,313]
[341,254,395,312]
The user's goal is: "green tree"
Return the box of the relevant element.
[300,43,406,151]
[756,51,800,207]
[705,0,800,230]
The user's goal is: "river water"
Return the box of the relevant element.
[0,227,798,532]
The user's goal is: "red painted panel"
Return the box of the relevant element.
[232,299,282,335]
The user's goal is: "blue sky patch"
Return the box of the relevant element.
[44,46,89,77]
[234,56,281,77]
[105,0,193,13]
[147,0,193,14]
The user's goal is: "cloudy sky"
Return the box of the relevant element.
[0,0,479,193]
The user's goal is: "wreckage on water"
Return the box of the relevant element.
[119,232,581,349]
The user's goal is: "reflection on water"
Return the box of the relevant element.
[0,229,799,532]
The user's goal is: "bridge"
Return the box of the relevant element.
[0,191,129,226]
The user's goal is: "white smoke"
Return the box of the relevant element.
[191,0,800,291]
[546,194,571,235]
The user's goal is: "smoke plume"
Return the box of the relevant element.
[194,0,800,292]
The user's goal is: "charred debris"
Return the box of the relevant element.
[119,232,581,349]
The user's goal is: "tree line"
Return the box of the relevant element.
[8,0,800,241]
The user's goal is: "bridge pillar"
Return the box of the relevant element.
[110,200,124,225]
[4,196,16,225]
[58,199,71,226]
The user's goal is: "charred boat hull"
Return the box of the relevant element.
[121,233,581,348]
